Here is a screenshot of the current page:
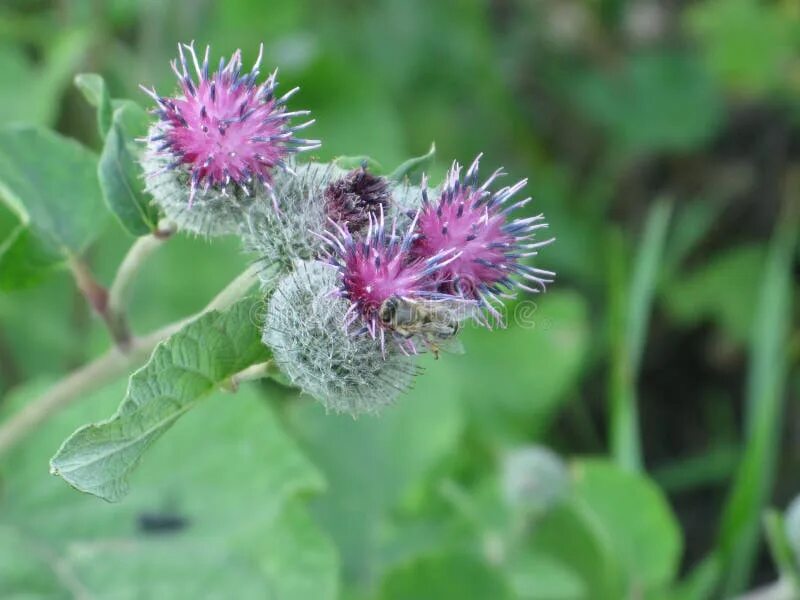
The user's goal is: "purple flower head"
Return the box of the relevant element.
[324,163,391,232]
[140,42,319,206]
[411,155,555,322]
[320,208,464,353]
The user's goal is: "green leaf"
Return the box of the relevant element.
[458,291,590,439]
[288,355,464,587]
[506,550,587,600]
[75,72,113,138]
[687,0,800,95]
[50,298,271,502]
[2,380,337,600]
[0,125,106,254]
[528,500,624,599]
[572,51,723,154]
[663,244,765,345]
[378,553,512,600]
[98,101,160,235]
[389,142,436,183]
[333,155,384,173]
[0,222,63,290]
[0,31,90,127]
[570,460,683,595]
[526,460,682,599]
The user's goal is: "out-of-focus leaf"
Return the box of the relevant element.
[530,460,682,599]
[1,380,337,600]
[0,222,63,290]
[389,142,436,183]
[506,550,586,600]
[663,244,765,344]
[573,51,723,154]
[0,31,90,127]
[528,498,624,599]
[75,72,113,138]
[378,553,512,600]
[0,125,105,254]
[50,298,270,502]
[98,101,159,235]
[570,460,683,594]
[288,356,464,588]
[687,0,800,95]
[458,291,589,438]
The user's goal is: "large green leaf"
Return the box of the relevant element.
[1,380,337,600]
[572,51,723,154]
[687,0,800,95]
[0,207,62,290]
[570,460,683,595]
[0,125,106,254]
[458,290,589,439]
[50,297,270,502]
[288,355,465,589]
[98,101,160,235]
[378,553,512,600]
[0,31,90,127]
[521,460,682,599]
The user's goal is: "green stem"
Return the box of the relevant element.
[106,221,174,338]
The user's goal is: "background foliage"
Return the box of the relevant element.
[0,0,799,598]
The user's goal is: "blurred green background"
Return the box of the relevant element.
[0,0,799,598]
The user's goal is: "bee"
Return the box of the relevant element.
[378,295,468,358]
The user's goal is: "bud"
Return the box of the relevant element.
[501,446,569,515]
[263,260,418,416]
[243,162,346,277]
[324,163,391,233]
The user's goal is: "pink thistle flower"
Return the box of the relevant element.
[140,42,319,207]
[410,155,555,322]
[319,208,465,354]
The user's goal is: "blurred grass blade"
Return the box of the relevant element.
[608,200,673,472]
[764,509,800,593]
[716,194,799,596]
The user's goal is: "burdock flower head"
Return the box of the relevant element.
[263,260,418,416]
[324,163,391,233]
[320,208,467,354]
[140,42,319,236]
[410,155,555,322]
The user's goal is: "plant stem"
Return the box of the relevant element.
[68,255,131,348]
[107,222,174,339]
[0,264,260,458]
[224,360,276,391]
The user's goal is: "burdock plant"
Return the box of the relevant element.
[33,41,554,502]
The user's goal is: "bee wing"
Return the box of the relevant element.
[428,298,479,323]
[436,336,466,355]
